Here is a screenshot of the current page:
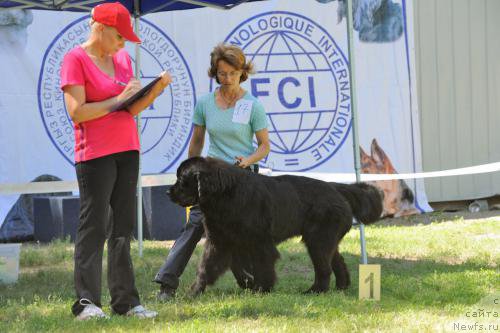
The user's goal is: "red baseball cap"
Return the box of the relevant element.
[92,2,141,43]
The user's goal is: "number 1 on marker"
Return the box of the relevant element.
[359,264,381,301]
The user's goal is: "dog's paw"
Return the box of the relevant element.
[303,285,329,294]
[252,285,272,293]
[189,283,205,297]
[335,283,350,291]
[235,277,255,290]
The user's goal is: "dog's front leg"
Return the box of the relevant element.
[190,238,231,296]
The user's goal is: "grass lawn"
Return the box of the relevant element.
[0,214,498,332]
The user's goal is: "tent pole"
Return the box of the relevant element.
[346,0,367,264]
[133,1,143,258]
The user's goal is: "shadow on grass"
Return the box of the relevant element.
[0,245,496,327]
[161,250,496,322]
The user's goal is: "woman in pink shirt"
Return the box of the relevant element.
[60,2,171,320]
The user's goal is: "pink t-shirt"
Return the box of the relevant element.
[60,46,140,163]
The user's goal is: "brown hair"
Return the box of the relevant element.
[208,43,254,84]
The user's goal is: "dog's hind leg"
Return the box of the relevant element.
[331,249,350,290]
[302,233,336,293]
[190,239,231,296]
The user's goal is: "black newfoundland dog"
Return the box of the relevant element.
[169,157,383,295]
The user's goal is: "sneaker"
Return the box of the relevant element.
[157,284,176,302]
[76,298,109,321]
[126,305,157,319]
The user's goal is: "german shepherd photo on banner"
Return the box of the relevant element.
[360,138,419,217]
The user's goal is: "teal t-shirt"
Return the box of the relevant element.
[193,91,268,164]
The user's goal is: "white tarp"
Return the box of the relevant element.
[0,0,431,226]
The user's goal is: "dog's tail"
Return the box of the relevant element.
[330,182,383,224]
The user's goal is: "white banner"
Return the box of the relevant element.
[0,0,431,226]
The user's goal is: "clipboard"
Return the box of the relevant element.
[111,76,162,111]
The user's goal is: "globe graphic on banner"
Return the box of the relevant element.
[219,12,350,171]
[243,30,337,155]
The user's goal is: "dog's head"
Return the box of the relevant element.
[360,138,418,217]
[169,157,239,207]
[168,157,206,207]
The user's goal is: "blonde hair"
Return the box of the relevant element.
[208,43,254,84]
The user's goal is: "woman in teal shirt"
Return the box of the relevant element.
[154,44,270,299]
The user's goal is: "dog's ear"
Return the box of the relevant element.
[200,166,237,194]
[359,146,370,161]
[371,139,390,169]
[359,146,372,173]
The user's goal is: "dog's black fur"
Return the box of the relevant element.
[169,157,383,295]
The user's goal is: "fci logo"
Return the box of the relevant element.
[221,11,352,171]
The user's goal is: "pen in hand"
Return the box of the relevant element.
[114,79,128,86]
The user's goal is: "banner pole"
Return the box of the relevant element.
[346,0,367,264]
[134,1,143,258]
